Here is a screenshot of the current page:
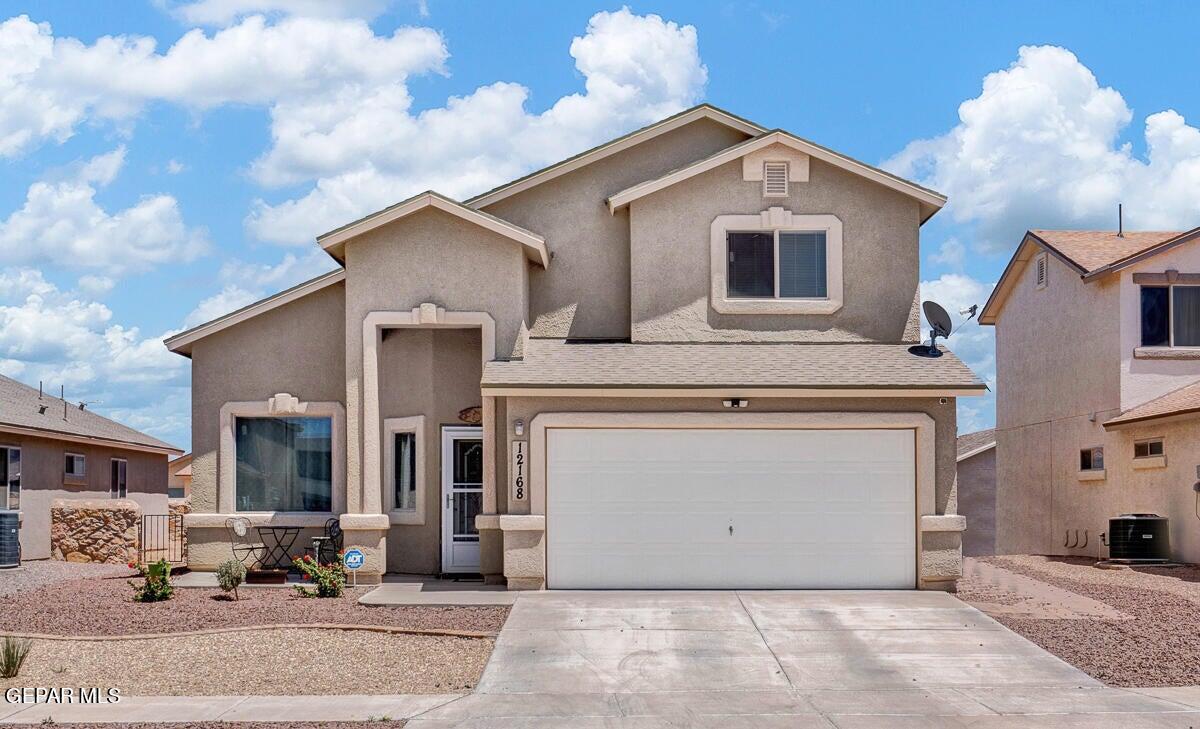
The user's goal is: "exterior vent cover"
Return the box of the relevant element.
[0,510,19,568]
[763,162,789,197]
[1035,253,1048,289]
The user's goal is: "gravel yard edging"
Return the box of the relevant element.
[0,623,497,641]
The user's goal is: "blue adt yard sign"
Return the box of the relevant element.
[343,548,365,570]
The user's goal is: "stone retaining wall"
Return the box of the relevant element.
[49,499,141,564]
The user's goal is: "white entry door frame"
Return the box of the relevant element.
[441,426,483,573]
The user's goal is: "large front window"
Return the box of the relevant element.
[727,230,827,299]
[235,416,332,512]
[1141,285,1200,347]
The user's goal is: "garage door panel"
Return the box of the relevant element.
[547,428,916,589]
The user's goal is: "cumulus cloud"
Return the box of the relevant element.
[887,45,1200,254]
[183,249,337,327]
[927,237,965,270]
[0,147,208,274]
[0,268,187,445]
[166,0,389,25]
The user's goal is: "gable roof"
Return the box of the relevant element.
[165,269,345,357]
[957,428,996,461]
[980,228,1200,325]
[317,190,549,267]
[465,104,764,209]
[1104,379,1200,430]
[0,374,181,455]
[606,130,947,223]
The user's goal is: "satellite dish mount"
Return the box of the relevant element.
[909,301,953,358]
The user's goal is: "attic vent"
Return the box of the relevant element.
[763,162,789,197]
[1035,252,1048,290]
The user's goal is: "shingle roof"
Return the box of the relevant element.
[957,428,996,460]
[1104,379,1200,430]
[1030,230,1184,274]
[482,339,986,391]
[0,374,180,453]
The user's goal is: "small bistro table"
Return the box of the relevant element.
[255,526,301,570]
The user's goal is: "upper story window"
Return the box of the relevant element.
[710,209,843,315]
[234,416,332,512]
[1079,446,1104,471]
[727,231,826,299]
[1134,438,1164,459]
[1140,285,1200,347]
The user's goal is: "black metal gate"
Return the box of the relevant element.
[139,513,185,564]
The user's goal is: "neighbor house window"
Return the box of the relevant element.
[1,447,19,510]
[1141,285,1200,347]
[110,458,127,499]
[384,416,424,516]
[1134,438,1164,459]
[234,416,332,512]
[727,230,827,300]
[1079,447,1104,471]
[65,453,86,480]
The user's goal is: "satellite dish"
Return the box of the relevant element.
[909,301,954,358]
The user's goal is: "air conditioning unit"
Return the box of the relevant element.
[0,510,19,568]
[1106,513,1170,563]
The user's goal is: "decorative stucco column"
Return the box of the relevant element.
[477,395,505,584]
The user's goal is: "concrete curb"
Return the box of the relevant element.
[0,624,497,642]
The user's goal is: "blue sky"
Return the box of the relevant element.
[3,1,1199,448]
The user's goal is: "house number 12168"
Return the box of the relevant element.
[511,441,527,502]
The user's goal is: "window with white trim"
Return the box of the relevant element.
[385,415,424,515]
[1134,438,1164,459]
[1140,285,1200,347]
[1,447,19,510]
[65,452,86,480]
[1079,446,1103,471]
[234,416,332,511]
[763,162,788,197]
[110,458,127,499]
[727,230,827,300]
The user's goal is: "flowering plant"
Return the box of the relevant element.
[291,552,346,598]
[128,558,174,602]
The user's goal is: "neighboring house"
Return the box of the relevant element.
[0,374,182,559]
[167,453,193,499]
[982,228,1200,563]
[166,104,985,589]
[956,428,996,557]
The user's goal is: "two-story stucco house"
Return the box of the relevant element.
[166,105,985,590]
[982,228,1200,563]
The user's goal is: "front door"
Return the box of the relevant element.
[441,426,483,573]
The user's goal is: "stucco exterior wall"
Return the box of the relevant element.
[993,249,1122,555]
[379,328,482,574]
[186,280,346,568]
[0,431,167,559]
[481,117,751,340]
[627,157,922,343]
[957,448,996,556]
[1118,243,1200,410]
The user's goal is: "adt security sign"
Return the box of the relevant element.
[343,548,365,585]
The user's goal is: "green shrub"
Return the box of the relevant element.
[128,558,174,602]
[217,559,247,600]
[292,553,345,598]
[1,636,31,678]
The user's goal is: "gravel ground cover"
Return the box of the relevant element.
[0,567,508,636]
[0,561,129,598]
[958,555,1200,686]
[0,628,490,696]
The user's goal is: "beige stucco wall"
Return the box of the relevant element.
[957,449,996,556]
[379,328,482,574]
[1,432,167,560]
[627,157,923,343]
[481,117,751,340]
[993,249,1122,555]
[186,280,347,569]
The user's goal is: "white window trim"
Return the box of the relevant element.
[110,457,128,499]
[65,452,86,480]
[710,208,843,315]
[1140,283,1200,348]
[385,415,425,525]
[1035,252,1048,290]
[218,395,346,518]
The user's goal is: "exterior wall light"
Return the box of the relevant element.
[514,419,525,436]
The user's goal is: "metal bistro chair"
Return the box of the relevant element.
[305,517,344,565]
[225,516,265,567]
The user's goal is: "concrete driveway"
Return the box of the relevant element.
[411,590,1200,727]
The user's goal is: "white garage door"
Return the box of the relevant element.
[546,428,916,589]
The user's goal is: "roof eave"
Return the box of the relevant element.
[956,442,996,462]
[979,232,1088,325]
[0,423,182,457]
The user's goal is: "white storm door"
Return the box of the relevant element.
[441,426,483,573]
[546,427,916,589]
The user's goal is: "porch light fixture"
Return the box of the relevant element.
[723,399,749,409]
[514,419,525,436]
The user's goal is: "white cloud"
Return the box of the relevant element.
[167,0,389,25]
[0,147,208,274]
[246,7,708,243]
[920,273,996,434]
[0,267,187,445]
[77,274,115,297]
[183,249,336,327]
[887,45,1200,254]
[165,159,186,174]
[927,237,965,270]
